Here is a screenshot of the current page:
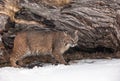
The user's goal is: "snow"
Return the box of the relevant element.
[0,59,120,81]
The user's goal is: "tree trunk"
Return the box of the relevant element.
[18,0,120,52]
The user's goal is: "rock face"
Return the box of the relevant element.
[0,0,120,67]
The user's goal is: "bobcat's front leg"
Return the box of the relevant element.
[52,50,67,65]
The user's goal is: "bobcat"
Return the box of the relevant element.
[10,30,78,67]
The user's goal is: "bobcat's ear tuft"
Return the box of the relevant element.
[74,30,79,41]
[64,31,68,36]
[75,30,78,36]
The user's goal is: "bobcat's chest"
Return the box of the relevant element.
[60,44,71,54]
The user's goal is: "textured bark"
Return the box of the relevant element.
[17,0,120,52]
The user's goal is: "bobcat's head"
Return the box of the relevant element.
[63,30,78,48]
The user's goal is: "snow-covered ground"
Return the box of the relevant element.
[0,59,120,81]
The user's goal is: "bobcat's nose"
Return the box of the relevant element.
[0,54,4,60]
[71,43,77,47]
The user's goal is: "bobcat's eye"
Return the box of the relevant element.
[71,39,75,43]
[65,43,68,46]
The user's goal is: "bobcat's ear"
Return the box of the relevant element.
[74,30,79,41]
[64,31,68,36]
[74,30,78,36]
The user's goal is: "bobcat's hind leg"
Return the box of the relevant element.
[10,56,21,68]
[10,57,24,68]
[10,52,25,68]
[17,59,24,67]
